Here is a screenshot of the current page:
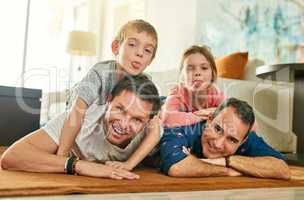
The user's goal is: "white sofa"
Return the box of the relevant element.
[148,59,296,153]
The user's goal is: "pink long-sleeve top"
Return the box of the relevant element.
[162,85,225,128]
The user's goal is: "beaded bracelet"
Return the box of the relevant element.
[72,157,79,175]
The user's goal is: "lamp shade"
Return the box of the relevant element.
[66,31,96,56]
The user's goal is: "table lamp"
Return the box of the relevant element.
[66,31,96,71]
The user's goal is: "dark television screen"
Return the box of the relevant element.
[0,86,41,146]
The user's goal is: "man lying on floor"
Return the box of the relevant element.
[0,75,161,180]
[160,97,290,179]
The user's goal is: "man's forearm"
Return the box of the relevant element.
[126,129,160,169]
[228,155,290,179]
[1,141,66,173]
[1,141,140,180]
[168,155,240,177]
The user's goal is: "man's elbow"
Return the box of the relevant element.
[277,159,291,180]
[281,170,291,180]
[267,158,291,180]
[168,164,186,177]
[1,156,11,170]
[0,149,19,170]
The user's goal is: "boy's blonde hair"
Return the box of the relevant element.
[179,45,217,82]
[115,19,158,59]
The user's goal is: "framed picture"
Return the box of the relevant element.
[196,0,304,64]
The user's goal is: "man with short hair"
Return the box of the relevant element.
[1,75,161,180]
[160,98,290,179]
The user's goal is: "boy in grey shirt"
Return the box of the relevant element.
[58,20,160,172]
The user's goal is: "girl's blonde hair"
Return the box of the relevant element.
[179,45,217,82]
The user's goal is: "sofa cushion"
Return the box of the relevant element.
[216,52,248,80]
[243,58,264,81]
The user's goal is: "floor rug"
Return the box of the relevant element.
[1,147,304,197]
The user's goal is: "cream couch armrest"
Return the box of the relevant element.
[216,77,295,153]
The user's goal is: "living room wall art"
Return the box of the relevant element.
[196,0,304,64]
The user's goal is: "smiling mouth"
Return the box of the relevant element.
[112,122,124,135]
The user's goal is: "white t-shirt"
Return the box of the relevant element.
[42,103,146,163]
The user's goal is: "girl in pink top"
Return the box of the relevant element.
[162,45,225,128]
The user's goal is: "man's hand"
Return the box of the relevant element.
[200,158,242,176]
[181,146,242,176]
[183,147,231,167]
[200,158,226,167]
[105,161,133,171]
[75,160,139,179]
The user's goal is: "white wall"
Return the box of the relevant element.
[145,0,197,72]
[96,0,197,72]
[99,0,146,61]
[88,0,105,63]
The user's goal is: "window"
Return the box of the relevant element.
[0,0,28,87]
[25,0,73,92]
[0,0,75,93]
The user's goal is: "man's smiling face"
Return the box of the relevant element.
[201,107,250,158]
[103,90,152,148]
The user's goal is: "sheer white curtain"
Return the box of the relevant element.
[25,0,73,93]
[0,0,28,87]
[0,0,75,93]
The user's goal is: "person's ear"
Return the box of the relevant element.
[204,115,214,131]
[146,59,153,66]
[106,94,113,103]
[111,40,120,55]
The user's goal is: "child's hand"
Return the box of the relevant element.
[76,160,139,179]
[168,86,178,95]
[105,161,133,171]
[193,108,216,120]
[146,113,161,135]
[182,146,192,155]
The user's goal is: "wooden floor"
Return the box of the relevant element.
[1,187,304,200]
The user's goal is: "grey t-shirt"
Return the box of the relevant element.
[68,60,118,107]
[42,103,146,163]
